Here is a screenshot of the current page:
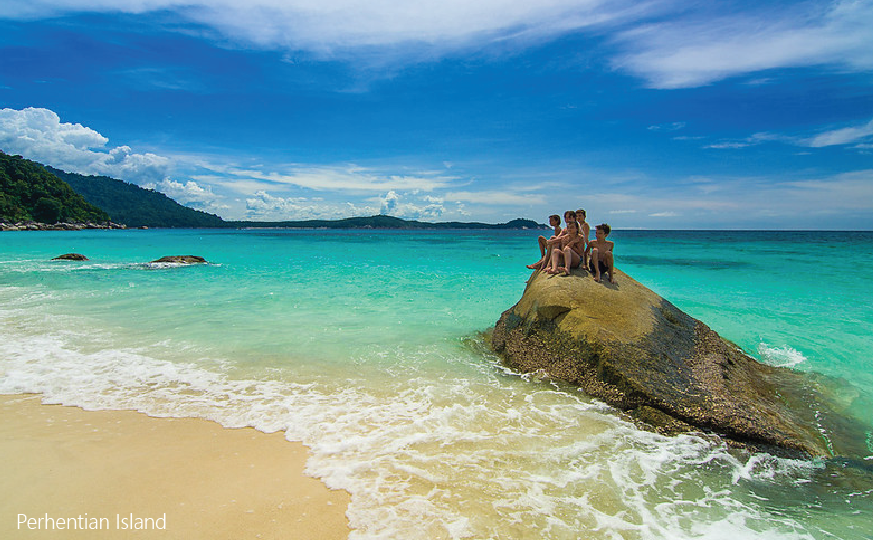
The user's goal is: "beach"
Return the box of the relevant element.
[1,394,350,539]
[1,229,871,539]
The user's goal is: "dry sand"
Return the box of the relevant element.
[0,394,350,539]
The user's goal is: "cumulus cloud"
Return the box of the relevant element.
[150,178,226,212]
[376,190,444,219]
[241,190,442,221]
[0,107,171,185]
[380,190,399,214]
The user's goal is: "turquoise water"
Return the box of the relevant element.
[1,229,871,539]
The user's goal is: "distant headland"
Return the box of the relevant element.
[1,151,546,231]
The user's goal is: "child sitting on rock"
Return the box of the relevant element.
[527,214,562,269]
[586,223,615,283]
[546,221,585,276]
[527,210,576,271]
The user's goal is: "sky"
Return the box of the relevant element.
[1,0,872,229]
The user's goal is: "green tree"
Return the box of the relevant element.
[32,197,63,223]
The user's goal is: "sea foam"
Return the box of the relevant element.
[0,308,824,540]
[757,343,807,368]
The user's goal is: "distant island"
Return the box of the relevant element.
[228,215,547,230]
[0,151,547,230]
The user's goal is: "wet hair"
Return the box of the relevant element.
[596,223,611,236]
[576,209,586,219]
[564,210,577,220]
[549,214,560,224]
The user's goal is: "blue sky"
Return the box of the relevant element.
[1,0,872,229]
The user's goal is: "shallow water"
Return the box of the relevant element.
[1,229,871,539]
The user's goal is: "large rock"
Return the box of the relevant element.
[150,255,207,264]
[491,269,864,458]
[52,253,89,261]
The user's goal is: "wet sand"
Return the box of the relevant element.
[0,394,350,539]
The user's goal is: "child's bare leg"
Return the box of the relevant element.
[604,252,615,283]
[527,236,550,268]
[526,254,546,270]
[555,248,569,275]
[547,246,563,274]
[539,246,553,272]
[591,248,601,282]
[563,249,580,275]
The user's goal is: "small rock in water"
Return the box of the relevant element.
[150,255,207,264]
[52,253,89,261]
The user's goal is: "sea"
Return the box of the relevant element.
[1,229,871,540]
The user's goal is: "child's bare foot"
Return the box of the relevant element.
[594,274,602,282]
[608,274,615,283]
[526,263,540,269]
[546,268,560,274]
[557,266,569,276]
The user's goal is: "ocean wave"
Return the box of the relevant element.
[0,312,835,540]
[756,343,807,368]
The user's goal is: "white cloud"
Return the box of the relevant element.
[615,0,873,89]
[4,1,871,89]
[0,0,644,59]
[578,169,873,228]
[0,107,171,185]
[379,190,399,214]
[647,121,685,132]
[152,178,226,211]
[376,190,445,219]
[804,118,873,147]
[217,165,458,193]
[241,189,445,221]
[445,190,546,205]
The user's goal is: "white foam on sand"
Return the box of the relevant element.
[0,300,826,540]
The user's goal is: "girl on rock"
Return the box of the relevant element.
[545,220,585,276]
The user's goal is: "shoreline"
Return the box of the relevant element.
[1,393,350,539]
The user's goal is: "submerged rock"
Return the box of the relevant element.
[52,253,89,261]
[491,269,866,458]
[150,255,207,264]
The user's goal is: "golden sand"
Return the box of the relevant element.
[0,394,350,539]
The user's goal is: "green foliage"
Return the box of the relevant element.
[0,152,110,223]
[32,197,63,223]
[47,166,226,228]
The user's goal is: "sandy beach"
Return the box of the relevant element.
[0,394,350,539]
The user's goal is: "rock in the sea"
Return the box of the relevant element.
[52,253,89,261]
[150,255,207,264]
[491,269,863,458]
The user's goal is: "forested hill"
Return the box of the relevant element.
[47,166,226,228]
[0,152,110,224]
